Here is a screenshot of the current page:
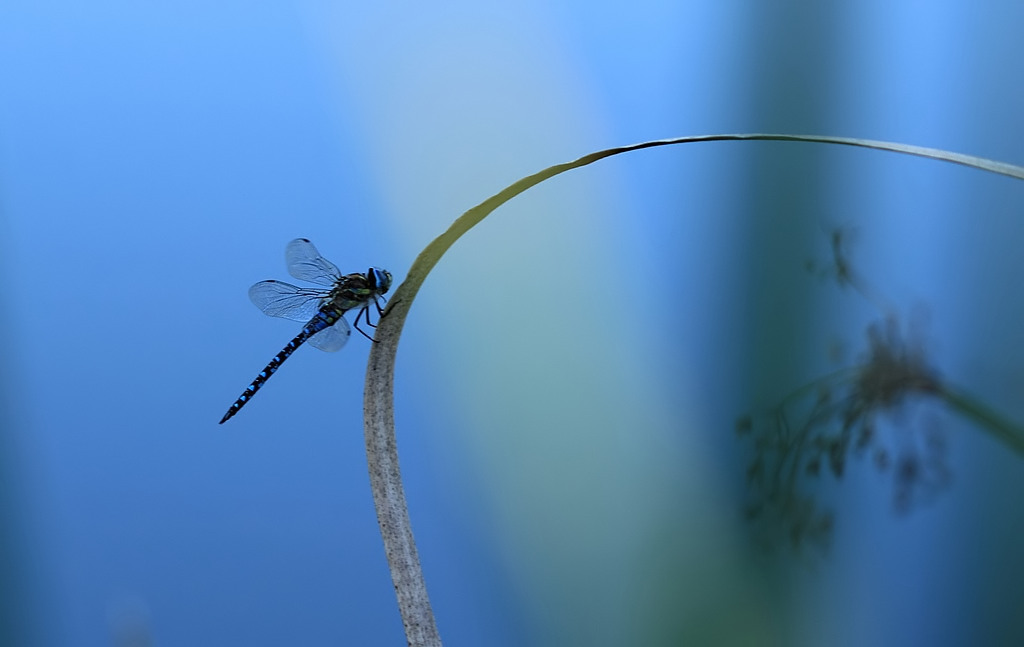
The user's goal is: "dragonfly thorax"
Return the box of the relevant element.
[329,269,390,311]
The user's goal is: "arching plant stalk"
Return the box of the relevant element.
[361,133,1024,646]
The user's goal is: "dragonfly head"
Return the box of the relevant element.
[369,267,393,295]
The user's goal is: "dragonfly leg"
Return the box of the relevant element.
[380,296,400,318]
[365,295,389,329]
[352,304,377,342]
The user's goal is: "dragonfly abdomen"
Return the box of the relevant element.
[218,307,344,424]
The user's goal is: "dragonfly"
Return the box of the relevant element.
[219,238,392,424]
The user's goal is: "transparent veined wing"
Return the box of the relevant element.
[307,317,351,352]
[248,280,329,322]
[285,238,342,287]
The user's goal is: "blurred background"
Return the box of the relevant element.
[2,1,1024,645]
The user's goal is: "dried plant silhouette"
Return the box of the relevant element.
[361,135,1024,646]
[737,229,1024,551]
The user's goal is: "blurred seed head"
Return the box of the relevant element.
[738,313,950,552]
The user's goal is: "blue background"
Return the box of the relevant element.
[2,2,1024,645]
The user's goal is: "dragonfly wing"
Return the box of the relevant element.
[248,281,326,322]
[307,316,351,352]
[286,238,342,287]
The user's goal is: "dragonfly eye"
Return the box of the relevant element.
[370,267,393,295]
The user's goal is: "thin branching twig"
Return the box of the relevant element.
[361,134,1024,645]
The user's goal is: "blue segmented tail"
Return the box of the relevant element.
[219,308,342,424]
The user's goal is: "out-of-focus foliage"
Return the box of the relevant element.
[739,230,1024,552]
